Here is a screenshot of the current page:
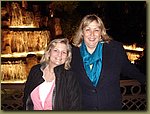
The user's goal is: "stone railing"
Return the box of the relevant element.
[1,83,25,110]
[1,80,146,110]
[120,80,146,110]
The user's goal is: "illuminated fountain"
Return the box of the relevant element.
[9,2,36,28]
[123,43,144,64]
[1,2,50,83]
[1,2,50,55]
[1,61,27,83]
[1,2,144,83]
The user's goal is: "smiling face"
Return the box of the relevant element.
[83,20,101,53]
[49,42,68,68]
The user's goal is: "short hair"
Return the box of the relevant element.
[40,38,72,70]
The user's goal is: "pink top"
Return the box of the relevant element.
[31,80,55,110]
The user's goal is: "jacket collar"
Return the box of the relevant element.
[54,64,65,78]
[40,62,65,78]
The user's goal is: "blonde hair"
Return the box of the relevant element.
[40,38,72,70]
[72,14,112,47]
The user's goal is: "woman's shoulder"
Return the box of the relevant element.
[71,45,81,57]
[65,69,78,83]
[27,63,43,81]
[30,63,42,72]
[105,40,123,48]
[109,40,123,45]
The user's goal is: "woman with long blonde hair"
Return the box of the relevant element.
[23,38,81,110]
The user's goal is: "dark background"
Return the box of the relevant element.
[1,1,147,74]
[2,1,146,45]
[77,1,146,46]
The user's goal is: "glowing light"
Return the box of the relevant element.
[123,44,144,64]
[9,25,36,28]
[123,44,144,52]
[1,51,44,58]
